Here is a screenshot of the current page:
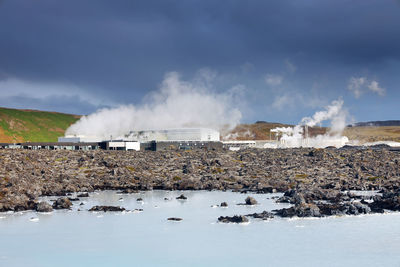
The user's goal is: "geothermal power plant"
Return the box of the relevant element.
[1,100,398,151]
[1,125,400,152]
[0,126,351,151]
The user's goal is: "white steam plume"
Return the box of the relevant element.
[66,72,242,139]
[271,99,348,148]
[348,76,386,98]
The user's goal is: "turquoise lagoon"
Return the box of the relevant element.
[0,191,399,267]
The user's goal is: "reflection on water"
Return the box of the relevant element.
[0,190,399,267]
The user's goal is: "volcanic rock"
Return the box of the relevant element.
[218,215,249,223]
[274,203,321,218]
[245,196,257,205]
[220,202,228,207]
[167,217,182,221]
[36,201,53,212]
[89,206,126,212]
[246,211,274,220]
[1,147,400,217]
[52,197,72,210]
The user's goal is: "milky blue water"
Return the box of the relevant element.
[1,191,400,267]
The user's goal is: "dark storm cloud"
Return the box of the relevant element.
[0,0,399,121]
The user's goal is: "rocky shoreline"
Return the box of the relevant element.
[0,147,399,218]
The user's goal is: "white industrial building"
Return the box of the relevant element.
[107,141,140,151]
[59,128,220,143]
[125,128,220,142]
[222,140,256,151]
[58,135,140,151]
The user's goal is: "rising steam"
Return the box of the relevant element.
[66,72,242,139]
[271,99,349,148]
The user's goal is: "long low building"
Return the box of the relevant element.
[0,140,220,151]
[0,141,140,151]
[141,140,223,151]
[126,128,220,142]
[20,142,101,150]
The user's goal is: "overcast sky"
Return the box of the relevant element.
[0,0,399,124]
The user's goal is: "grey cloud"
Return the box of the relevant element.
[0,0,399,123]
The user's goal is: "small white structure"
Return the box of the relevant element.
[222,140,256,151]
[126,128,220,142]
[107,141,140,151]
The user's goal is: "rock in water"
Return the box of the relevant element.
[36,201,53,212]
[167,217,183,221]
[52,197,72,210]
[245,196,258,205]
[274,203,321,218]
[220,202,228,207]
[117,189,138,194]
[218,215,249,223]
[176,194,187,200]
[89,206,126,212]
[77,192,89,198]
[246,211,274,220]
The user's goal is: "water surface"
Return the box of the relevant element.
[1,191,399,267]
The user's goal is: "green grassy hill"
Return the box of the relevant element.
[0,107,80,143]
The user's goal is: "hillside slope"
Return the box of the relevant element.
[343,126,400,143]
[0,107,80,143]
[349,120,400,127]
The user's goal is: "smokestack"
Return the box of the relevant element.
[270,99,348,148]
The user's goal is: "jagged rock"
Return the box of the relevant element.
[246,211,274,220]
[245,196,257,205]
[276,191,305,204]
[176,194,187,200]
[36,201,53,212]
[167,217,182,221]
[218,215,249,223]
[369,196,400,213]
[117,189,138,194]
[318,201,371,216]
[353,202,371,214]
[89,206,126,212]
[182,162,194,174]
[274,203,321,218]
[1,148,400,216]
[52,197,72,210]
